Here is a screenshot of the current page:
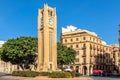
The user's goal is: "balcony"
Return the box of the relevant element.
[113,50,117,52]
[93,48,96,50]
[106,63,112,65]
[90,61,93,64]
[94,55,96,57]
[82,62,86,65]
[97,49,100,51]
[90,54,94,57]
[82,54,86,57]
[112,61,115,63]
[94,62,101,65]
[82,46,86,50]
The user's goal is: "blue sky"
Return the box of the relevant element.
[0,0,120,44]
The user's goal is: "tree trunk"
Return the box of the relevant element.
[19,64,24,71]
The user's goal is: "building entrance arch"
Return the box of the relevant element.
[83,66,87,75]
[76,66,80,73]
[89,66,93,75]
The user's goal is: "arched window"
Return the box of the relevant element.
[70,66,73,69]
[90,44,92,49]
[48,10,52,16]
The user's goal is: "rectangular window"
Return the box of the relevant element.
[75,58,79,62]
[71,39,73,42]
[48,10,52,16]
[76,38,79,41]
[65,39,67,42]
[83,37,86,40]
[76,51,79,55]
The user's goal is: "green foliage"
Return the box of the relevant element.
[39,72,50,76]
[49,72,71,78]
[12,71,82,78]
[12,71,39,77]
[57,42,76,68]
[75,73,82,77]
[69,72,82,77]
[0,36,38,70]
[70,71,76,78]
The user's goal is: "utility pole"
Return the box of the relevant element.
[118,24,120,73]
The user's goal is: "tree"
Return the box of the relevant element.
[0,36,38,70]
[57,42,76,69]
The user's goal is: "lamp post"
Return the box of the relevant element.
[118,24,120,73]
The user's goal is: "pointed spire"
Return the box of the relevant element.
[44,3,48,7]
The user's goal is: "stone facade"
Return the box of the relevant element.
[37,4,57,72]
[61,26,120,75]
[0,59,17,73]
[0,41,17,73]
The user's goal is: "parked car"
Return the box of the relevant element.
[64,68,73,72]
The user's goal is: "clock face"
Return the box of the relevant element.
[49,19,53,26]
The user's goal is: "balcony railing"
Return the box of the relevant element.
[90,54,94,57]
[90,61,93,64]
[82,54,86,57]
[82,46,86,49]
[82,62,86,65]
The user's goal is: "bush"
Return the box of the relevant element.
[39,72,50,76]
[75,73,82,77]
[70,71,76,78]
[12,71,39,77]
[69,71,82,77]
[49,72,71,78]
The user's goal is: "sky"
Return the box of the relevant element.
[0,0,120,45]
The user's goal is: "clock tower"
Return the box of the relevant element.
[37,4,57,71]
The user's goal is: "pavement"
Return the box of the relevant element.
[0,75,92,80]
[91,76,120,80]
[0,72,120,80]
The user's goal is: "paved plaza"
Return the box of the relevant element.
[0,76,120,80]
[0,72,120,80]
[91,76,120,80]
[0,76,92,80]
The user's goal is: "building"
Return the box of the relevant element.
[0,41,17,73]
[61,25,120,75]
[37,4,57,72]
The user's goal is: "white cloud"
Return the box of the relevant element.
[102,41,107,45]
[62,25,97,36]
[0,40,5,48]
[62,25,79,33]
